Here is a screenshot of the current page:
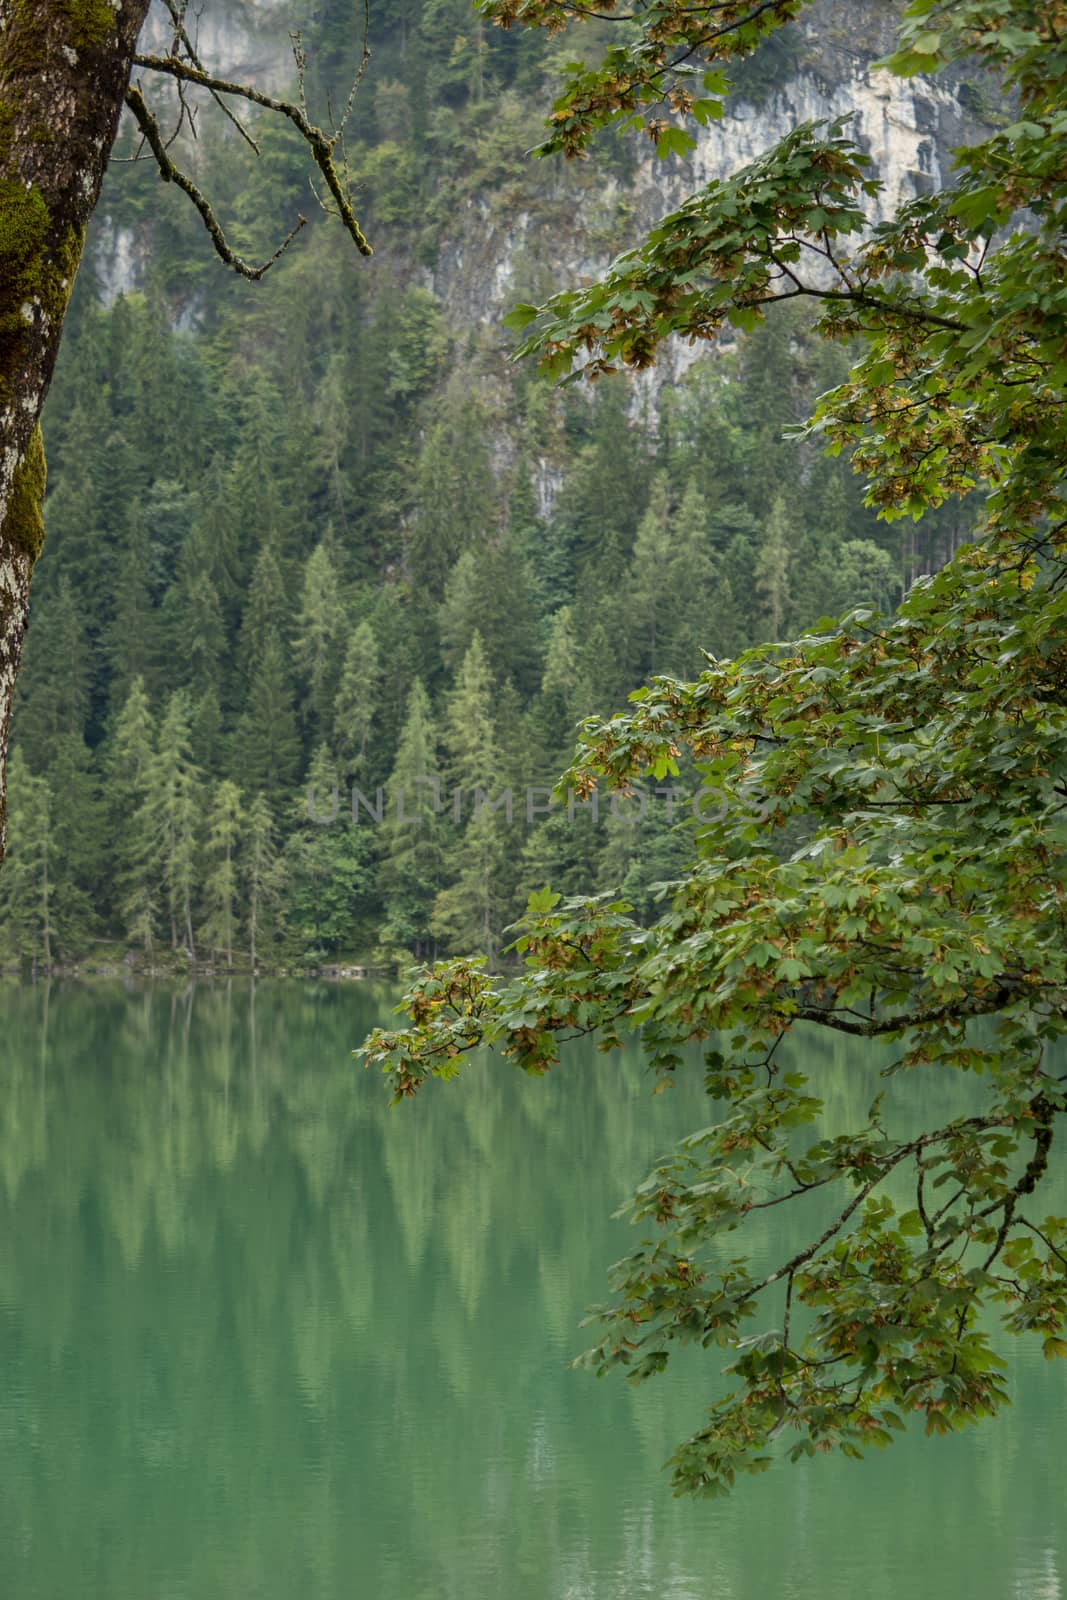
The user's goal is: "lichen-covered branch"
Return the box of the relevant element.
[131,49,373,258]
[124,83,308,280]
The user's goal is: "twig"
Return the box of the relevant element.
[162,0,261,153]
[124,84,308,280]
[131,52,373,255]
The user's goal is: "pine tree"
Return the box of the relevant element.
[665,480,735,672]
[282,745,373,963]
[294,540,346,741]
[627,476,675,679]
[108,676,157,952]
[12,576,92,767]
[246,792,283,970]
[238,538,290,679]
[107,504,158,711]
[162,528,227,695]
[0,750,54,969]
[236,626,302,804]
[142,692,202,957]
[200,780,244,967]
[430,634,510,965]
[333,618,382,779]
[755,494,793,640]
[377,677,444,962]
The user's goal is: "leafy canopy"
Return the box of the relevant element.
[359,0,1067,1497]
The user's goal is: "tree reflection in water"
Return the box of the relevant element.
[0,980,1063,1600]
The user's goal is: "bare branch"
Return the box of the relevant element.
[289,29,309,120]
[335,0,372,142]
[161,0,261,152]
[124,83,308,280]
[132,51,373,256]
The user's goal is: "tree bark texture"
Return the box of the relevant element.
[0,0,149,861]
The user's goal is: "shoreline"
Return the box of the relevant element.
[0,960,377,983]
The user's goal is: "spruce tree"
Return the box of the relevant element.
[162,530,227,696]
[410,379,497,608]
[107,504,158,712]
[141,692,202,957]
[537,605,582,759]
[294,541,346,742]
[200,780,244,967]
[282,745,373,964]
[377,678,444,963]
[754,494,794,640]
[12,577,92,768]
[430,635,509,965]
[44,732,103,953]
[238,539,290,679]
[627,476,674,680]
[312,353,355,535]
[333,618,382,780]
[236,627,302,805]
[364,0,1067,1492]
[108,677,157,952]
[219,373,290,559]
[0,750,54,969]
[551,381,652,582]
[665,480,736,672]
[438,535,544,695]
[190,685,223,774]
[246,792,283,971]
[834,539,901,618]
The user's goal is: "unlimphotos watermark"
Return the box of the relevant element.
[306,777,768,829]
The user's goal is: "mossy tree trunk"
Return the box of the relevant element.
[0,0,150,864]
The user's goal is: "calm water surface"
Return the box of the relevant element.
[0,982,1064,1599]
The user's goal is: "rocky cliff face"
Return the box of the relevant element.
[427,0,989,387]
[95,0,992,348]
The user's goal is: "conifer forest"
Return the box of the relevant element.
[1,0,959,975]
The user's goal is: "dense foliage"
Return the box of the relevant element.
[1,0,940,971]
[360,0,1067,1495]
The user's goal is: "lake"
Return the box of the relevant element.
[0,981,1063,1598]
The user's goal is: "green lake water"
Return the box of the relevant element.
[0,981,1063,1599]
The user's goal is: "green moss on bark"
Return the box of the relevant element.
[57,0,118,49]
[2,424,46,565]
[4,0,116,64]
[0,180,53,409]
[0,178,84,410]
[0,177,49,270]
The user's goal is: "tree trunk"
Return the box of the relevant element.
[0,0,150,864]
